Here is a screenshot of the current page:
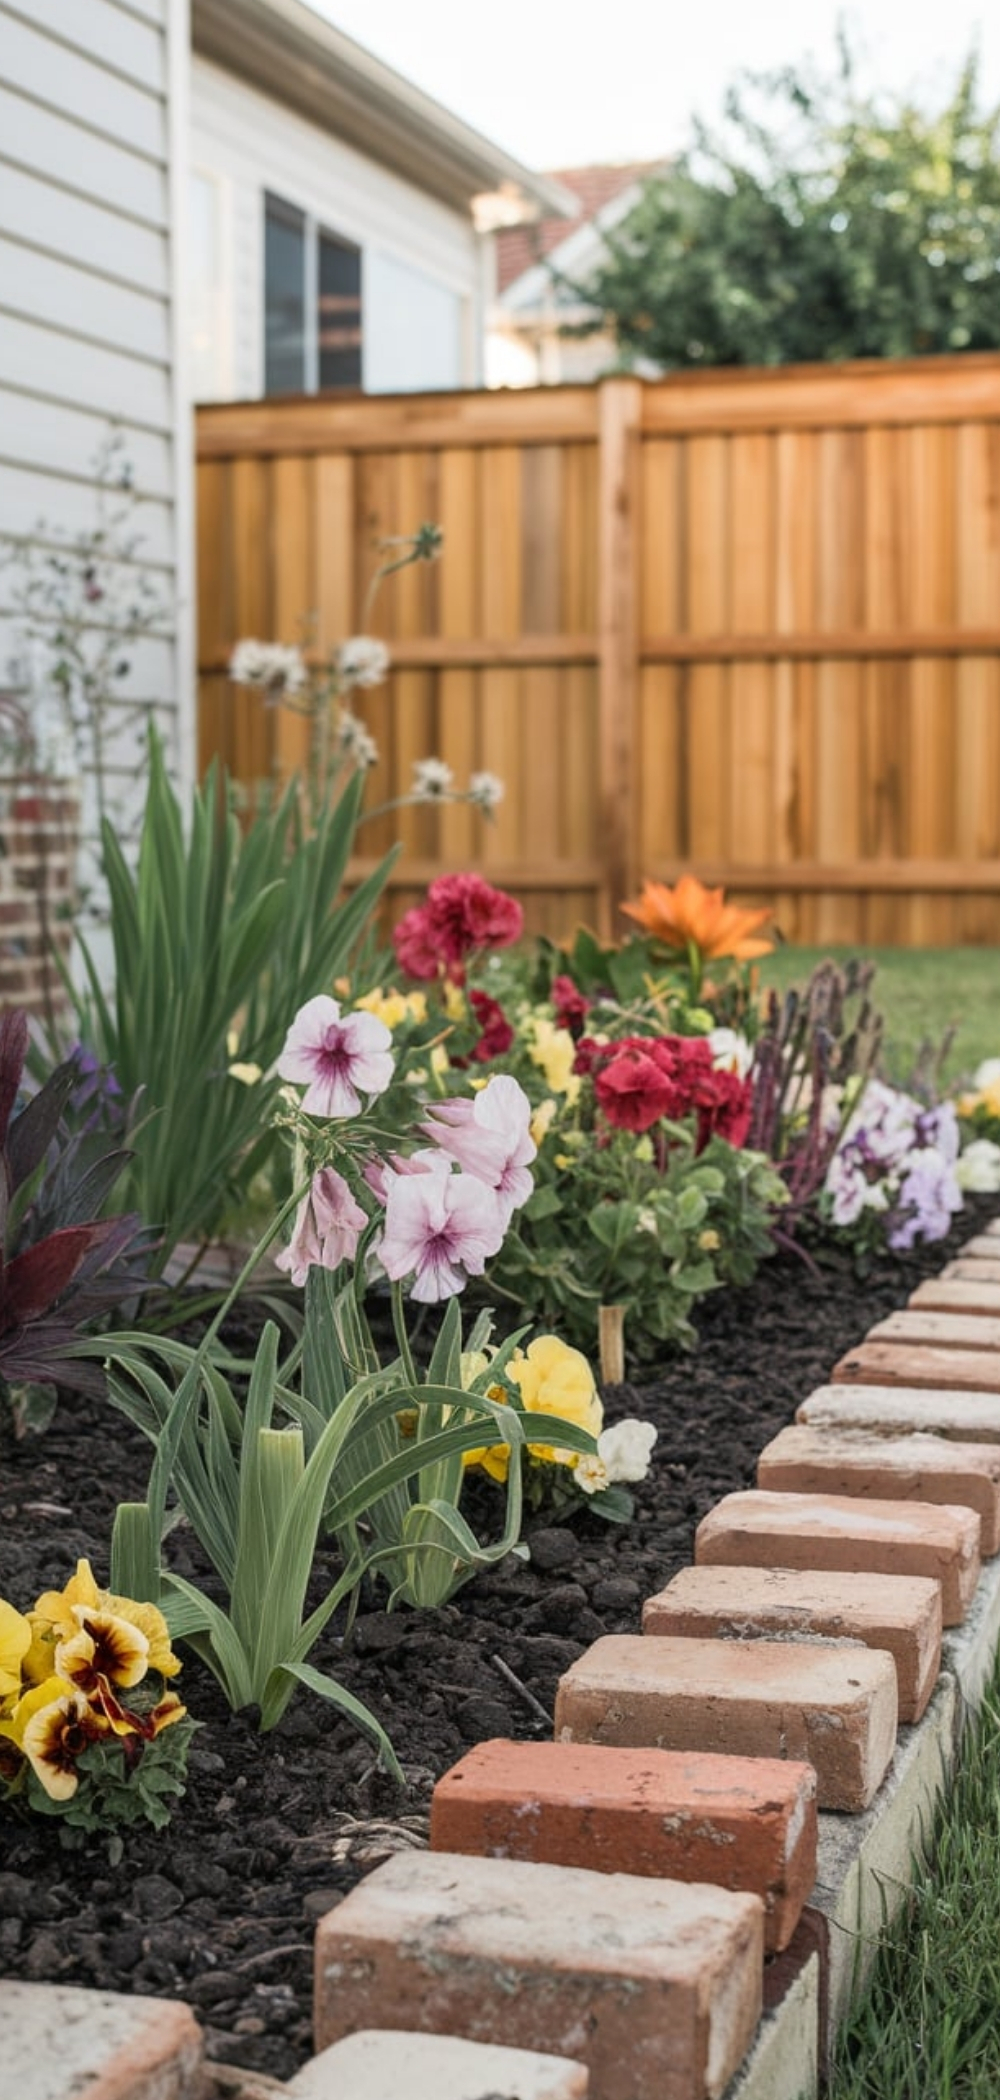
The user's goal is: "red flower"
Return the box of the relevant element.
[393,906,442,982]
[573,1035,610,1077]
[469,990,515,1063]
[687,1065,752,1152]
[593,1045,681,1132]
[551,974,590,1039]
[393,874,523,981]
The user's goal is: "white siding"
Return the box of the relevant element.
[189,56,483,400]
[0,0,194,855]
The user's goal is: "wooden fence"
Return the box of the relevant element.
[196,353,1000,946]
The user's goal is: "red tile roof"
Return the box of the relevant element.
[495,160,667,294]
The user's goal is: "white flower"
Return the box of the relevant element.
[596,1418,657,1485]
[229,639,308,697]
[575,1454,610,1495]
[973,1058,1000,1091]
[412,757,454,801]
[956,1139,1000,1193]
[708,1027,754,1078]
[337,635,390,690]
[335,711,379,769]
[468,771,505,813]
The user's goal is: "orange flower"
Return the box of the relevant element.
[621,875,774,962]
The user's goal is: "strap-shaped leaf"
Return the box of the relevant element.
[260,1659,401,1773]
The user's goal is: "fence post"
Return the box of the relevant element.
[597,376,643,938]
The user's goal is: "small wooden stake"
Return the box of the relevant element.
[599,1303,626,1386]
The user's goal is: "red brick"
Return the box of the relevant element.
[0,1980,202,2100]
[642,1563,941,1724]
[943,1259,1000,1288]
[695,1489,981,1625]
[756,1423,1000,1554]
[430,1737,817,1954]
[313,1850,763,2100]
[288,2031,591,2099]
[554,1634,896,1811]
[833,1340,1000,1395]
[910,1278,1000,1316]
[957,1236,1000,1260]
[868,1309,1000,1352]
[798,1383,1000,1442]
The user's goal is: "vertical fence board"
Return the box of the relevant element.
[198,357,1000,947]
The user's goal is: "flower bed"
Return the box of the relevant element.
[1,1196,994,2085]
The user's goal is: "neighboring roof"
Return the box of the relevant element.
[496,161,668,293]
[191,0,577,222]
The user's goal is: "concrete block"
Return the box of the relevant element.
[695,1488,981,1626]
[313,1849,764,2100]
[756,1422,1000,1553]
[867,1308,1000,1352]
[833,1339,1000,1394]
[806,1675,957,2045]
[430,1737,817,1954]
[721,1953,819,2100]
[797,1382,1000,1443]
[643,1563,942,1724]
[554,1634,897,1812]
[287,2029,590,2099]
[0,1981,202,2100]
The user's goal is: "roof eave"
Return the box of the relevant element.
[191,0,576,221]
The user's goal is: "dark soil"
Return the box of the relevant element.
[1,1201,995,2079]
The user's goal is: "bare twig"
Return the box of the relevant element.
[490,1652,552,1728]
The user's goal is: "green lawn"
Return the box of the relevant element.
[758,948,1000,1088]
[830,1658,1000,2099]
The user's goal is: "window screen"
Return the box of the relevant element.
[264,193,306,395]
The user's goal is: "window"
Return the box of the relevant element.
[264,192,362,396]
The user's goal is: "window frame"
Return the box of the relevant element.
[262,188,364,398]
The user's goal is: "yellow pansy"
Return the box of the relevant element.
[31,1561,180,1682]
[466,1340,603,1483]
[16,1679,110,1801]
[442,979,467,1023]
[527,1017,580,1104]
[429,1043,452,1083]
[0,1600,32,1706]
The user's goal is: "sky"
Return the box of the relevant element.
[313,0,999,171]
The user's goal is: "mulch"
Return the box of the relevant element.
[0,1200,995,2080]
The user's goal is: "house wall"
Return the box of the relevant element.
[0,0,194,851]
[189,55,485,402]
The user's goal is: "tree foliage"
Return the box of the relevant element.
[573,39,1000,368]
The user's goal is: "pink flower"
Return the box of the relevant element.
[379,1152,504,1302]
[275,1167,367,1285]
[278,995,393,1117]
[468,990,515,1063]
[422,1074,535,1228]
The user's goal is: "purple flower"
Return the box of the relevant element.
[422,1074,535,1228]
[275,1167,367,1285]
[278,995,393,1118]
[379,1152,504,1303]
[915,1101,960,1166]
[888,1147,963,1251]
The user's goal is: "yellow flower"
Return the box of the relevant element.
[512,1337,603,1466]
[529,1099,558,1148]
[554,1152,575,1170]
[1,1676,110,1801]
[355,986,427,1030]
[0,1600,32,1706]
[443,979,467,1023]
[468,1339,603,1483]
[56,1610,150,1696]
[698,1228,721,1252]
[30,1561,180,1683]
[430,1043,451,1083]
[527,1017,581,1104]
